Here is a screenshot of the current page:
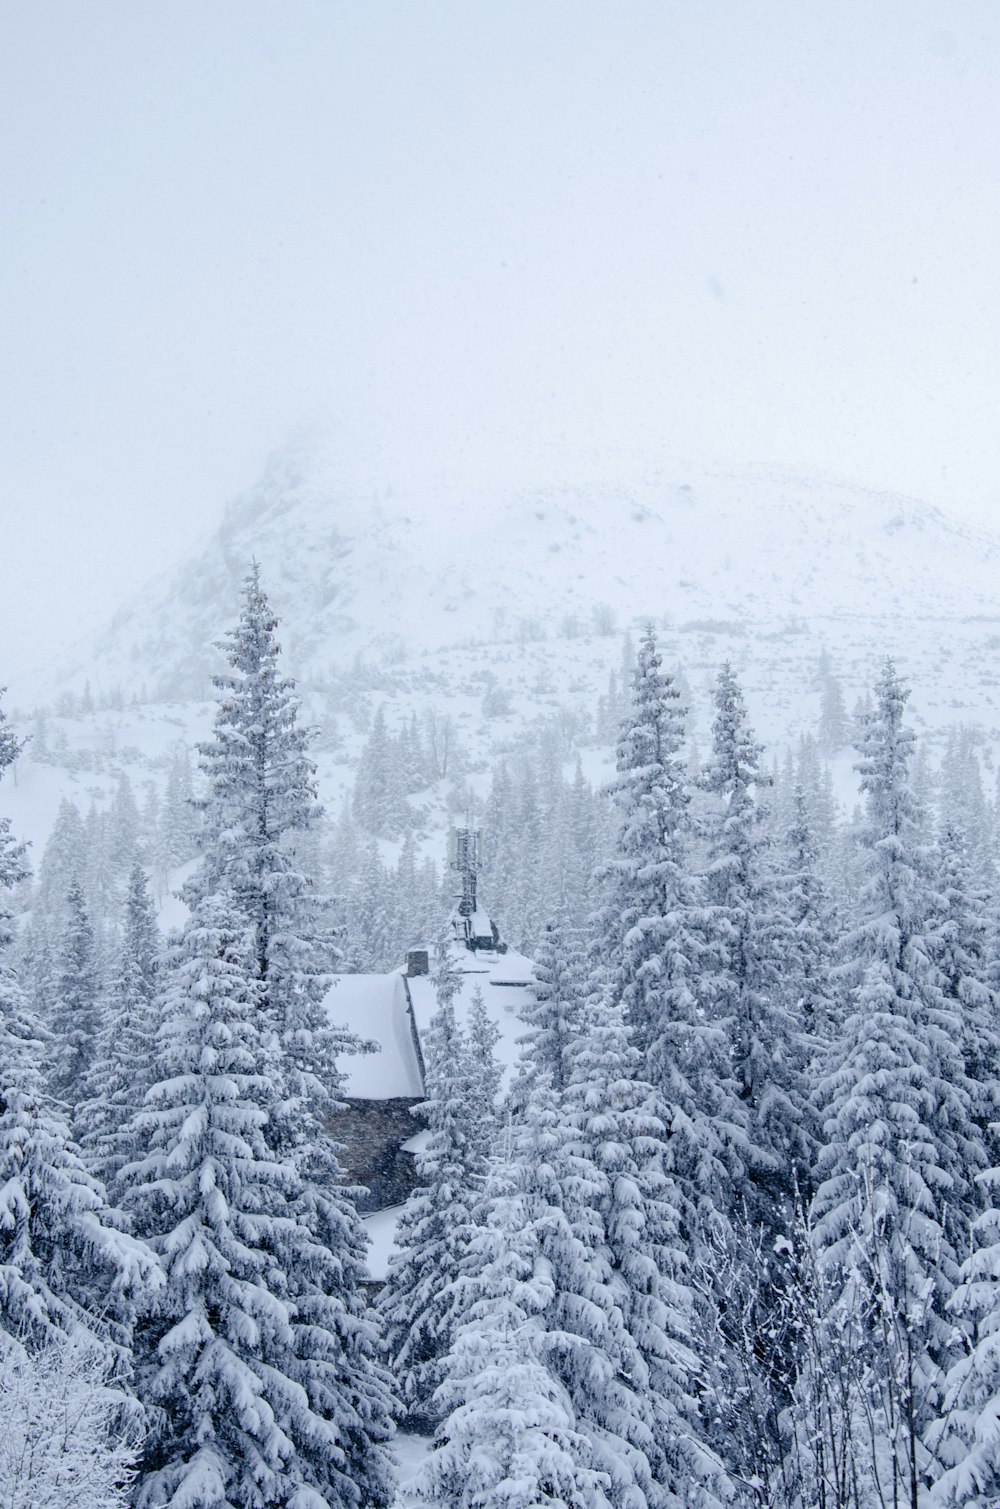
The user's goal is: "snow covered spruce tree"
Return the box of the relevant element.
[14,796,86,1021]
[930,1168,1000,1507]
[430,1069,719,1509]
[353,705,409,838]
[123,891,395,1509]
[47,878,101,1116]
[775,781,841,1057]
[0,687,23,777]
[700,661,813,1224]
[347,838,395,971]
[185,562,348,1137]
[509,914,587,1108]
[379,962,498,1423]
[416,1169,615,1509]
[465,983,502,1160]
[157,744,198,883]
[595,628,737,1231]
[427,933,729,1509]
[0,793,155,1355]
[809,661,982,1503]
[133,566,396,1506]
[183,569,386,1357]
[561,989,731,1508]
[930,818,1000,1142]
[77,862,161,1199]
[0,696,27,930]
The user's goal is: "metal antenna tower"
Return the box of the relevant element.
[448,825,481,919]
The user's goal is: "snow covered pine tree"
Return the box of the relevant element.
[0,688,156,1363]
[126,569,395,1509]
[809,661,983,1505]
[379,953,499,1424]
[124,892,395,1509]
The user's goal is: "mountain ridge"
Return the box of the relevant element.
[65,441,1000,708]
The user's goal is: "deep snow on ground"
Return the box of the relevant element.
[393,1429,433,1507]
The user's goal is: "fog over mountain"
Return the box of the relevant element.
[4,2,1000,696]
[59,436,1000,738]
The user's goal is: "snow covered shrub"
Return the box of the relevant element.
[0,1334,141,1509]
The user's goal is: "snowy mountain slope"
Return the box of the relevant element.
[6,441,1000,880]
[67,439,1000,706]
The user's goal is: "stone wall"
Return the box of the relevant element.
[332,1097,423,1212]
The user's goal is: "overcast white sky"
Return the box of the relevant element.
[2,1,1000,696]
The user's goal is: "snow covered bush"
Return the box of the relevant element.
[0,1334,141,1509]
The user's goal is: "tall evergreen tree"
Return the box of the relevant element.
[431,936,729,1508]
[811,661,980,1499]
[17,798,85,1019]
[162,569,396,1504]
[185,563,346,1132]
[389,830,421,958]
[778,782,840,1057]
[353,706,408,838]
[510,915,586,1106]
[596,629,738,1230]
[78,863,161,1198]
[450,1084,674,1509]
[417,1176,615,1509]
[465,984,502,1159]
[160,744,198,873]
[701,661,811,1220]
[0,986,157,1353]
[0,788,155,1356]
[818,657,850,755]
[0,725,149,1355]
[109,772,142,874]
[48,880,101,1114]
[931,1168,1000,1507]
[0,697,27,926]
[479,762,520,943]
[562,991,730,1507]
[347,839,394,972]
[0,688,24,775]
[378,990,493,1422]
[82,801,116,977]
[124,892,395,1509]
[930,819,1000,1144]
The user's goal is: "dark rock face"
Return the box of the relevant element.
[332,1097,423,1212]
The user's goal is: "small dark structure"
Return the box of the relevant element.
[405,949,429,977]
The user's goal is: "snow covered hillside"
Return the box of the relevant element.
[60,438,1000,715]
[5,440,1000,877]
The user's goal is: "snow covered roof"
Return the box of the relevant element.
[405,947,536,1093]
[326,973,423,1099]
[327,946,536,1102]
[362,1203,404,1283]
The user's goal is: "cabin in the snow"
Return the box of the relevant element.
[324,827,535,1276]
